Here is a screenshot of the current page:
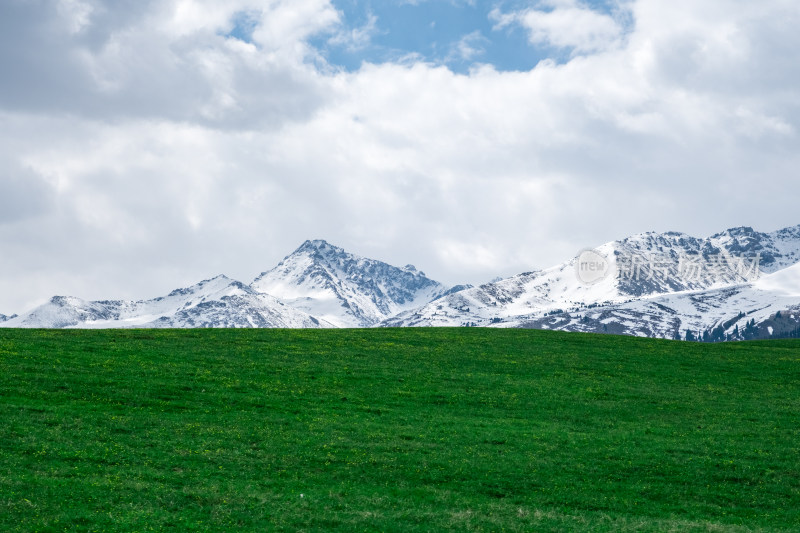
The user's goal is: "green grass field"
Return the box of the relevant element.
[1,329,798,532]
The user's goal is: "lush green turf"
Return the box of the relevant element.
[0,328,798,532]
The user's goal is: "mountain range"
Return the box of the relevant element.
[3,226,800,341]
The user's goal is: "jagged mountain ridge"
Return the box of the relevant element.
[383,225,800,330]
[613,226,800,297]
[1,240,462,329]
[2,225,800,338]
[251,239,464,327]
[514,261,800,340]
[2,275,331,329]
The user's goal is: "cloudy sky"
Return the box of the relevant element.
[1,0,799,314]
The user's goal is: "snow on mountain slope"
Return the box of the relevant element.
[754,260,800,296]
[138,289,331,328]
[515,262,800,340]
[382,242,621,327]
[709,225,800,273]
[384,224,800,328]
[3,224,799,335]
[251,240,457,327]
[2,296,122,329]
[1,275,330,329]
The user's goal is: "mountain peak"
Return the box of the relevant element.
[710,226,759,241]
[251,241,450,327]
[50,295,82,306]
[725,225,755,235]
[295,239,340,254]
[773,224,800,240]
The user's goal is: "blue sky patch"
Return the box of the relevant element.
[312,0,622,73]
[226,10,261,44]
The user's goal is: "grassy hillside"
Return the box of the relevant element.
[1,329,798,531]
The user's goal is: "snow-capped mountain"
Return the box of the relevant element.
[2,275,331,329]
[515,261,800,341]
[2,226,799,339]
[0,240,459,330]
[251,239,462,327]
[708,225,800,273]
[383,225,800,330]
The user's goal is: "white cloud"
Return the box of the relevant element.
[0,0,338,127]
[57,0,94,34]
[0,0,800,314]
[328,11,378,51]
[491,0,625,55]
[447,31,489,63]
[250,0,340,53]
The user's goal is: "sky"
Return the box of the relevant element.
[1,0,799,315]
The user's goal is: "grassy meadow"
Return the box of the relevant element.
[0,328,798,531]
